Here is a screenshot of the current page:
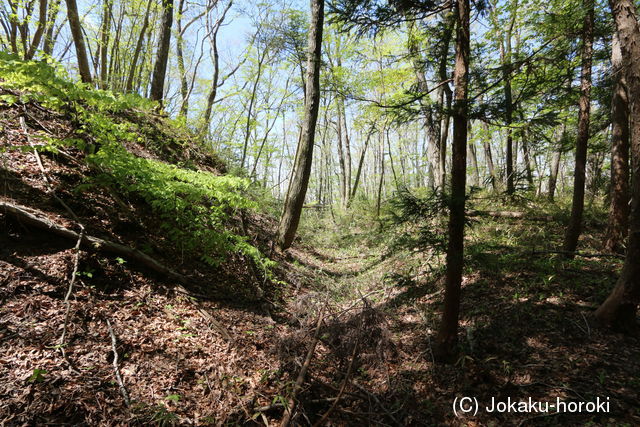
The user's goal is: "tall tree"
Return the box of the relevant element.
[603,31,630,253]
[65,0,92,83]
[562,0,594,257]
[276,0,324,250]
[150,0,174,103]
[595,0,640,331]
[435,0,470,360]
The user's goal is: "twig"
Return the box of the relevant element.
[517,412,560,426]
[312,339,359,427]
[20,115,80,223]
[59,226,84,373]
[280,304,326,427]
[352,382,403,427]
[580,312,591,338]
[106,319,131,406]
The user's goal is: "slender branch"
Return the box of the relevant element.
[280,304,326,427]
[106,319,131,406]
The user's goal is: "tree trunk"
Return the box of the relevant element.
[435,0,469,361]
[150,0,174,103]
[548,127,563,201]
[336,110,347,205]
[562,0,594,257]
[65,0,92,83]
[125,0,152,93]
[468,122,479,187]
[97,0,111,88]
[42,0,60,56]
[493,4,516,196]
[437,10,454,192]
[176,0,189,117]
[376,130,385,218]
[481,121,497,190]
[241,49,267,169]
[595,0,640,330]
[603,31,630,253]
[276,0,324,250]
[339,97,352,202]
[522,129,534,187]
[348,125,375,206]
[25,0,48,60]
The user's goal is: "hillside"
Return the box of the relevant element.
[0,55,297,423]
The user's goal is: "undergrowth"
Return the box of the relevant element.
[0,52,274,274]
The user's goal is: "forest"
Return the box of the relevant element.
[0,0,639,424]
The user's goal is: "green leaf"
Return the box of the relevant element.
[28,368,47,383]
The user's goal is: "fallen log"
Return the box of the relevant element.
[1,200,233,341]
[467,210,554,221]
[1,200,188,284]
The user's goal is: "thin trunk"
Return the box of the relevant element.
[125,0,153,93]
[8,0,18,54]
[176,0,188,116]
[98,0,111,88]
[522,129,534,187]
[436,10,454,191]
[42,0,60,56]
[481,121,497,190]
[468,122,479,187]
[65,0,92,83]
[348,125,375,206]
[596,0,640,331]
[603,31,630,253]
[492,0,517,195]
[276,0,324,250]
[26,0,47,59]
[339,97,352,200]
[548,151,562,201]
[407,19,441,190]
[150,0,174,103]
[241,49,267,169]
[336,111,347,205]
[435,0,470,361]
[562,0,594,256]
[376,130,385,218]
[202,22,220,128]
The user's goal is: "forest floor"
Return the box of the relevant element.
[1,93,639,426]
[285,211,640,426]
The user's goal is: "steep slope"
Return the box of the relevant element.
[0,54,296,424]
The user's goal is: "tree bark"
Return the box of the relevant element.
[548,128,563,201]
[150,0,174,103]
[481,121,497,190]
[435,0,469,361]
[562,0,594,257]
[603,31,630,253]
[276,0,324,250]
[64,0,92,83]
[595,0,640,331]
